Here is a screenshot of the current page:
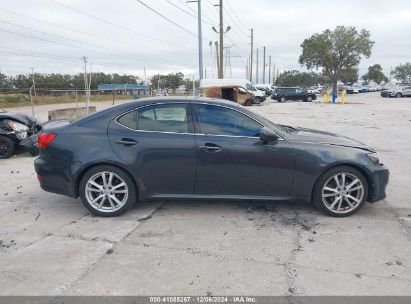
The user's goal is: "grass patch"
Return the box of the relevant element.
[0,94,135,109]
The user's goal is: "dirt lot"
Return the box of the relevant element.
[0,93,410,296]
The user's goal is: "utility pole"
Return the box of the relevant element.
[82,56,90,115]
[209,41,213,78]
[262,47,266,83]
[215,41,219,77]
[249,28,253,82]
[211,0,230,79]
[188,0,203,79]
[218,0,223,78]
[246,58,249,79]
[256,48,259,84]
[30,67,36,96]
[268,55,272,85]
[143,67,147,83]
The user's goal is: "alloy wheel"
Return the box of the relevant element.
[85,171,129,213]
[321,172,365,214]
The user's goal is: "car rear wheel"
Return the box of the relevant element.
[313,166,368,217]
[279,96,286,103]
[305,96,313,102]
[253,97,261,104]
[79,165,137,217]
[0,136,15,159]
[245,99,253,106]
[396,93,402,98]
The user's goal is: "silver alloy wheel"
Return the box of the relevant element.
[321,172,364,214]
[306,96,312,102]
[85,171,129,213]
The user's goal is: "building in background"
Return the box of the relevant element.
[97,83,149,96]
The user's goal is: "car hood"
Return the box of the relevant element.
[283,127,375,152]
[0,111,37,126]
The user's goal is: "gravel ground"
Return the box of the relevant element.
[0,93,410,296]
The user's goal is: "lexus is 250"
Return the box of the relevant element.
[35,97,389,217]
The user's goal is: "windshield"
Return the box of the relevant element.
[247,110,290,137]
[245,83,256,91]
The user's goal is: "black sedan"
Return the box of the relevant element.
[34,97,389,217]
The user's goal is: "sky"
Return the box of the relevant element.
[0,0,410,83]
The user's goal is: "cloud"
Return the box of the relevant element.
[0,0,409,81]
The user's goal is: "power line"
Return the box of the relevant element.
[0,7,195,54]
[224,0,249,33]
[0,47,186,71]
[48,0,193,50]
[0,23,193,67]
[136,0,197,36]
[166,0,215,27]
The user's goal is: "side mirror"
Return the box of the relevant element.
[259,127,279,143]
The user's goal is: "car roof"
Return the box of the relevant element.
[131,96,238,106]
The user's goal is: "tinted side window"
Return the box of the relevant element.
[194,104,262,137]
[118,104,189,133]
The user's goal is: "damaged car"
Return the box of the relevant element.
[0,109,41,159]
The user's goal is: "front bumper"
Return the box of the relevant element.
[366,165,389,203]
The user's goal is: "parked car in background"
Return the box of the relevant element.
[201,85,255,106]
[35,97,389,217]
[200,79,266,104]
[381,86,411,98]
[0,109,41,159]
[255,84,273,96]
[307,87,321,94]
[343,86,358,94]
[272,87,317,102]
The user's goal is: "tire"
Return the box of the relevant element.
[0,136,15,159]
[305,96,313,102]
[79,165,137,217]
[245,99,253,106]
[279,96,286,103]
[396,93,402,98]
[312,166,368,217]
[253,97,261,104]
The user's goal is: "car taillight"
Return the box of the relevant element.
[38,133,56,149]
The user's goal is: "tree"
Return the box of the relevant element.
[362,64,388,84]
[299,26,374,93]
[340,68,359,84]
[391,63,411,84]
[150,73,184,92]
[275,70,328,87]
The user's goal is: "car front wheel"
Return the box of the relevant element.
[79,165,137,217]
[313,166,368,217]
[0,136,15,159]
[305,96,313,102]
[396,93,402,98]
[279,96,286,103]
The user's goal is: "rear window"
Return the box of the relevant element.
[117,103,189,134]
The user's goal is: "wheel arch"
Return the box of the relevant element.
[73,161,140,199]
[310,162,373,202]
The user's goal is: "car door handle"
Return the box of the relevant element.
[116,138,138,146]
[198,143,222,152]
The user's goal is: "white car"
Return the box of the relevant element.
[307,87,321,94]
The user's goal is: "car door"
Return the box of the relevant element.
[404,86,411,96]
[108,102,197,198]
[295,88,304,100]
[192,103,295,197]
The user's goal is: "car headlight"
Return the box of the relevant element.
[366,153,380,165]
[7,120,29,132]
